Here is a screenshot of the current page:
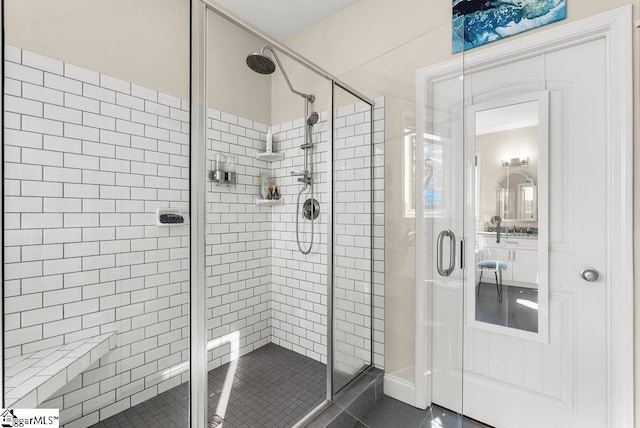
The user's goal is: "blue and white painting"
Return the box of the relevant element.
[452,0,566,53]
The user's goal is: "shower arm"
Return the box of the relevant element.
[262,46,315,103]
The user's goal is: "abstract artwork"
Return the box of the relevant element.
[452,0,566,53]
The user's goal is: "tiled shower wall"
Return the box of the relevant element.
[3,46,190,427]
[270,114,330,363]
[269,100,385,370]
[204,101,384,371]
[3,45,385,426]
[205,109,273,369]
[333,100,385,375]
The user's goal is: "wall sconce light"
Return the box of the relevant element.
[502,157,529,167]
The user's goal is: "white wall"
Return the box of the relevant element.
[4,0,190,100]
[206,10,272,124]
[4,1,273,124]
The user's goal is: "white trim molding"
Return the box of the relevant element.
[384,375,416,408]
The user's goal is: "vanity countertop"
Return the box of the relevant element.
[478,231,538,240]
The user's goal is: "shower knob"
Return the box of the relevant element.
[303,198,320,220]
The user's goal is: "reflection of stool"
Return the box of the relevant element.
[477,260,508,302]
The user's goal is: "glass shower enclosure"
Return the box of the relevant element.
[190,2,379,427]
[1,1,377,427]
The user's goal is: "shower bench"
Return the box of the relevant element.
[4,331,117,408]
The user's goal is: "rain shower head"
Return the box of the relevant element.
[246,46,315,103]
[307,111,319,126]
[246,53,276,75]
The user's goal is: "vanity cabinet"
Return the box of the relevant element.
[477,235,538,287]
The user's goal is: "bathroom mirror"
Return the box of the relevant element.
[496,171,537,221]
[465,92,549,342]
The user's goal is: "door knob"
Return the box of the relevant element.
[580,268,599,282]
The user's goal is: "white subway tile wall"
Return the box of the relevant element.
[205,109,273,369]
[333,101,374,380]
[205,101,384,372]
[372,100,385,370]
[4,46,190,427]
[269,100,385,371]
[270,114,330,363]
[4,45,385,426]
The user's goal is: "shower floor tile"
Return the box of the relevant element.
[90,343,326,428]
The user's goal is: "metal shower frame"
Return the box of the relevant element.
[191,1,376,427]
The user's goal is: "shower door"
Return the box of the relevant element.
[417,7,633,427]
[414,63,465,414]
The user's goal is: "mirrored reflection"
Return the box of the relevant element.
[474,101,539,333]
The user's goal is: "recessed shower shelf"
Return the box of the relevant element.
[256,152,285,162]
[256,198,284,206]
[4,331,117,409]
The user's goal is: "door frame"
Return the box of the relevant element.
[414,6,633,425]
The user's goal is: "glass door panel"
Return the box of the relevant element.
[3,1,191,425]
[331,84,374,394]
[415,61,465,419]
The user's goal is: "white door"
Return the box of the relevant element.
[461,36,608,428]
[416,8,633,428]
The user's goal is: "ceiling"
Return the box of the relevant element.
[214,0,361,39]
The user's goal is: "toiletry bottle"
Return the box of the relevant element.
[226,155,236,186]
[260,172,270,199]
[266,129,273,153]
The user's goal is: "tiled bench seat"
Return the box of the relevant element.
[4,332,117,408]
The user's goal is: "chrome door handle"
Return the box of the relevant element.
[437,229,456,277]
[580,268,599,282]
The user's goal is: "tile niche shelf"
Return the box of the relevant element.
[4,332,117,408]
[256,152,285,162]
[256,198,284,206]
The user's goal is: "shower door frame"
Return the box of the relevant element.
[190,2,376,426]
[330,81,376,398]
[0,2,5,408]
[190,1,208,426]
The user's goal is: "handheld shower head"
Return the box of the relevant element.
[306,111,319,126]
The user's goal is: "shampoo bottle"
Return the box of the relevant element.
[266,129,273,153]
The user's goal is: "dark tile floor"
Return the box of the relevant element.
[475,284,538,332]
[91,343,326,428]
[90,381,189,428]
[208,343,326,428]
[358,396,491,428]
